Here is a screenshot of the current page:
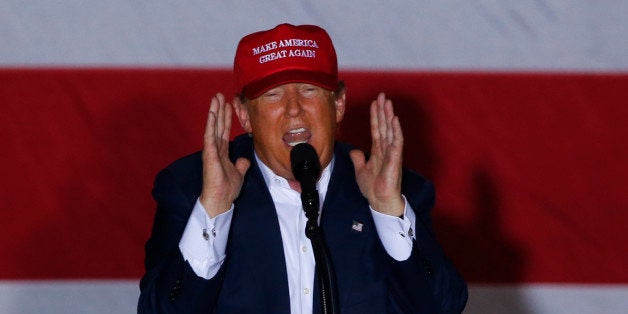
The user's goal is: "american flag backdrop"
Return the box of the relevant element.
[1,1,627,313]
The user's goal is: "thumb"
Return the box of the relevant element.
[350,149,366,172]
[235,157,251,176]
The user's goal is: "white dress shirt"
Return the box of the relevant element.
[179,154,417,314]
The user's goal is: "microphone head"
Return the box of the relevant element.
[290,143,321,191]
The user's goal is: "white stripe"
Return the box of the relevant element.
[465,284,628,314]
[1,1,626,70]
[1,281,627,314]
[0,280,139,314]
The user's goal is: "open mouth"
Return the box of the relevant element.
[282,127,311,147]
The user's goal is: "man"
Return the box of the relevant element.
[138,24,467,313]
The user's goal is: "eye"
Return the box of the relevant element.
[261,88,283,102]
[299,84,320,98]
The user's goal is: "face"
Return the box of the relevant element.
[234,82,345,181]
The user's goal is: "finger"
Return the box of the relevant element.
[385,98,395,145]
[392,115,404,149]
[223,99,233,142]
[349,149,366,172]
[377,93,387,148]
[381,150,402,191]
[205,96,219,144]
[369,98,381,156]
[384,116,403,159]
[382,116,403,186]
[208,95,220,145]
[235,157,251,176]
[216,93,226,141]
[203,111,218,160]
[217,101,233,157]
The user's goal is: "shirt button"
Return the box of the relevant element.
[303,288,310,295]
[301,245,308,253]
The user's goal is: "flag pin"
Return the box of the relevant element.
[352,221,363,232]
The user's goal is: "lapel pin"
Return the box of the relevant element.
[351,220,363,232]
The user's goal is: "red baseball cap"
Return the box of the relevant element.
[234,24,338,99]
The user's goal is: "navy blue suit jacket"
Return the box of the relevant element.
[138,134,467,313]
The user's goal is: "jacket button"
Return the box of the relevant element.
[169,280,182,302]
[422,258,434,276]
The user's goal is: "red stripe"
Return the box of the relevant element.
[1,69,626,282]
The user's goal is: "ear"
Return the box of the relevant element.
[334,91,346,123]
[233,96,252,133]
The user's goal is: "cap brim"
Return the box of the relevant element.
[242,69,337,99]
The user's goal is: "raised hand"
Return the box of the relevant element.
[350,93,405,216]
[199,93,250,217]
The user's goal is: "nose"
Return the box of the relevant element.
[285,90,303,117]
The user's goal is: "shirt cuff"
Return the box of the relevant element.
[370,195,417,261]
[179,198,233,279]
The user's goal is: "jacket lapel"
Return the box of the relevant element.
[314,143,374,310]
[228,136,291,313]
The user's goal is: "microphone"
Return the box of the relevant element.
[290,143,321,222]
[291,143,340,314]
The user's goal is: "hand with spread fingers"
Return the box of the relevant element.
[199,93,250,217]
[350,92,405,217]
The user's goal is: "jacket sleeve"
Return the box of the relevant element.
[387,171,468,314]
[137,168,225,313]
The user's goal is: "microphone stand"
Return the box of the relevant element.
[300,189,340,314]
[291,143,339,313]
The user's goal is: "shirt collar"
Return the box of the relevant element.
[255,151,334,193]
